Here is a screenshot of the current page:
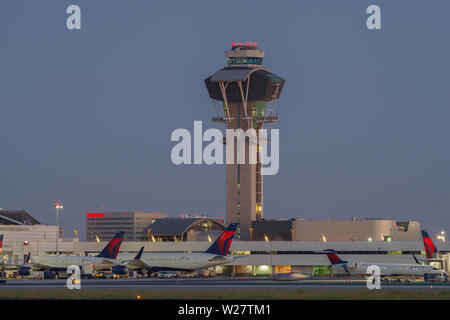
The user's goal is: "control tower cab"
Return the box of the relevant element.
[204,42,285,240]
[225,42,265,66]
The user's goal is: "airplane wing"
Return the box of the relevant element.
[119,247,148,270]
[230,255,247,261]
[1,262,52,272]
[208,255,229,262]
[0,265,22,271]
[100,259,118,265]
[123,259,148,270]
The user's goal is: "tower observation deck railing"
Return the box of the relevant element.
[212,113,278,123]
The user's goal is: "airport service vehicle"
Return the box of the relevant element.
[156,271,178,279]
[111,223,238,276]
[180,272,198,278]
[425,272,448,282]
[275,271,309,281]
[195,269,215,278]
[173,271,198,278]
[19,232,125,276]
[321,249,448,282]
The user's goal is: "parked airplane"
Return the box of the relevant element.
[422,230,439,259]
[111,223,238,276]
[19,231,126,275]
[320,249,447,281]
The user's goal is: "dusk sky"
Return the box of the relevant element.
[1,0,449,240]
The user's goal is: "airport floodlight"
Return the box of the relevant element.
[54,202,64,209]
[249,226,254,240]
[54,202,64,255]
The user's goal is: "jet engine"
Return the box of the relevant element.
[111,265,128,275]
[18,266,31,276]
[345,262,357,269]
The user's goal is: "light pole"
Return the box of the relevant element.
[264,234,273,276]
[54,202,63,255]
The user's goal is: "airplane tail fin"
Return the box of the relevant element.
[322,249,347,265]
[134,247,144,260]
[205,223,238,256]
[96,231,125,259]
[24,252,30,265]
[422,230,438,259]
[0,234,3,254]
[412,253,421,265]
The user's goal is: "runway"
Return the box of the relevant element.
[1,278,449,290]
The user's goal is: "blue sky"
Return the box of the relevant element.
[0,1,449,239]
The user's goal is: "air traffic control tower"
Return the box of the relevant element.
[205,42,285,239]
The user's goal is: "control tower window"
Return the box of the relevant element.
[227,57,263,65]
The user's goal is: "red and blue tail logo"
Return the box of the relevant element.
[0,235,3,248]
[323,249,346,265]
[97,231,125,259]
[205,223,238,256]
[422,230,438,259]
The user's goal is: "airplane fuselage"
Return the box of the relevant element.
[333,261,441,277]
[30,255,120,272]
[137,252,233,272]
[29,252,233,273]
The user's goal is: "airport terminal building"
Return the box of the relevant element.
[143,218,225,242]
[76,217,449,276]
[0,210,77,265]
[86,211,167,241]
[250,218,421,242]
[1,209,448,276]
[76,239,450,276]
